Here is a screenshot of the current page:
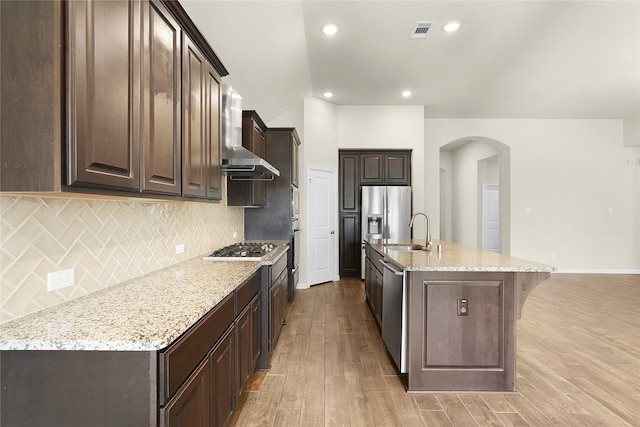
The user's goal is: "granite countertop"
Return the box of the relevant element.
[0,244,288,352]
[368,239,556,273]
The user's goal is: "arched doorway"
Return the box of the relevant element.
[439,138,510,255]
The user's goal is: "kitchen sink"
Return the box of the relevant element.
[384,243,425,251]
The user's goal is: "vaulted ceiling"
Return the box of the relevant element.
[182,1,639,123]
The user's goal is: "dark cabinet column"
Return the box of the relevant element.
[339,152,361,278]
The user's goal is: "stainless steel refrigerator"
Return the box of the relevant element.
[361,186,412,278]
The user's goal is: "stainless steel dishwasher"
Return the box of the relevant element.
[380,258,407,373]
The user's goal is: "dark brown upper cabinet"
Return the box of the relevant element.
[227,111,268,207]
[339,153,360,213]
[0,0,227,202]
[180,32,223,200]
[360,151,411,186]
[67,0,142,192]
[142,0,183,196]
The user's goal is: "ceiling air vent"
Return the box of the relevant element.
[410,21,434,39]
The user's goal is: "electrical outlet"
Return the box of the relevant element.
[457,298,469,316]
[175,244,185,254]
[47,269,74,292]
[232,231,238,238]
[551,252,557,259]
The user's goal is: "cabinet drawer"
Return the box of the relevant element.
[159,293,235,405]
[236,271,260,313]
[368,245,384,274]
[271,252,288,285]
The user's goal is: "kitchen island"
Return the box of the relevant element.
[0,243,288,427]
[365,239,555,392]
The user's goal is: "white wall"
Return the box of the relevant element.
[337,105,426,237]
[425,118,640,272]
[270,100,426,284]
[450,141,501,247]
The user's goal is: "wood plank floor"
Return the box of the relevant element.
[229,274,640,426]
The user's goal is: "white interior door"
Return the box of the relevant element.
[307,166,337,286]
[482,183,501,253]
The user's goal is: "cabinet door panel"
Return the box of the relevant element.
[206,64,222,200]
[252,295,262,367]
[182,34,207,198]
[360,153,383,184]
[339,214,360,277]
[68,0,141,190]
[161,359,210,427]
[211,326,236,427]
[425,281,502,367]
[385,153,411,185]
[339,154,359,212]
[236,304,252,396]
[291,137,300,188]
[142,0,181,195]
[252,126,267,206]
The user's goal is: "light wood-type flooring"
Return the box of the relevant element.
[230,274,639,426]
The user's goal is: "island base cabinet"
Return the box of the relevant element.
[406,272,516,391]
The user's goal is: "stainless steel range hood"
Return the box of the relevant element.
[221,85,279,178]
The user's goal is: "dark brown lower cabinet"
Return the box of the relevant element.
[374,267,383,324]
[161,358,211,427]
[363,245,383,327]
[237,295,261,399]
[0,271,265,427]
[339,214,360,277]
[270,269,286,349]
[211,326,236,427]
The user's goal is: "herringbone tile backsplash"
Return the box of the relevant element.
[0,190,244,324]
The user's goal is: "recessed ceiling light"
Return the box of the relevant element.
[323,91,334,98]
[443,21,461,32]
[401,90,412,98]
[322,24,339,36]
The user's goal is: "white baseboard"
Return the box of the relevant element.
[295,282,310,290]
[555,268,640,275]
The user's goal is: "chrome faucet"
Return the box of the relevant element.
[409,212,432,251]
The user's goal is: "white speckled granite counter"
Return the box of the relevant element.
[369,239,556,273]
[0,244,288,352]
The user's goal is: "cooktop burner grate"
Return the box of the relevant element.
[204,242,276,260]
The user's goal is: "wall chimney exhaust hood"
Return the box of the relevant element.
[221,85,280,178]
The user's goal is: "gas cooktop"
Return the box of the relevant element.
[203,242,277,261]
